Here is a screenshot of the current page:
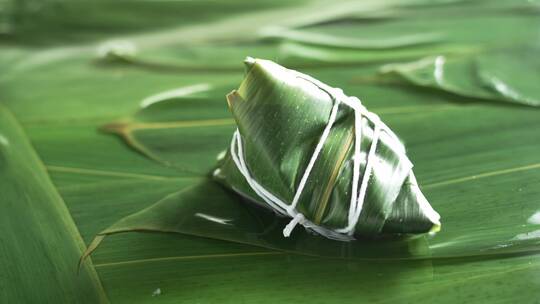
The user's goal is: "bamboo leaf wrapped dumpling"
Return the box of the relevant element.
[214,57,441,241]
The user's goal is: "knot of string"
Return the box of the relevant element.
[283,213,306,237]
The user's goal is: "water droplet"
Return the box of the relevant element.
[212,168,221,177]
[216,150,226,161]
[0,134,8,147]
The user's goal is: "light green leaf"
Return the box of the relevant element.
[260,26,442,49]
[380,47,540,106]
[278,41,475,67]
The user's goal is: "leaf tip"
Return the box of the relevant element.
[429,223,442,234]
[78,235,106,275]
[243,56,257,73]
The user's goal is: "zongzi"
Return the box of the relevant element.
[214,57,440,241]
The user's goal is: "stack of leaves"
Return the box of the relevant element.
[2,0,540,303]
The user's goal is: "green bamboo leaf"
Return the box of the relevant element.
[278,41,476,67]
[476,49,540,106]
[101,85,236,174]
[0,105,108,303]
[84,179,431,261]
[297,4,540,48]
[7,0,304,44]
[95,42,282,73]
[3,1,540,302]
[379,47,540,106]
[260,26,443,49]
[96,251,540,303]
[83,172,540,260]
[379,55,495,99]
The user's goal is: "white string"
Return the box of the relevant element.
[336,124,381,234]
[229,67,407,240]
[230,131,289,215]
[352,124,381,231]
[346,110,362,230]
[283,213,305,237]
